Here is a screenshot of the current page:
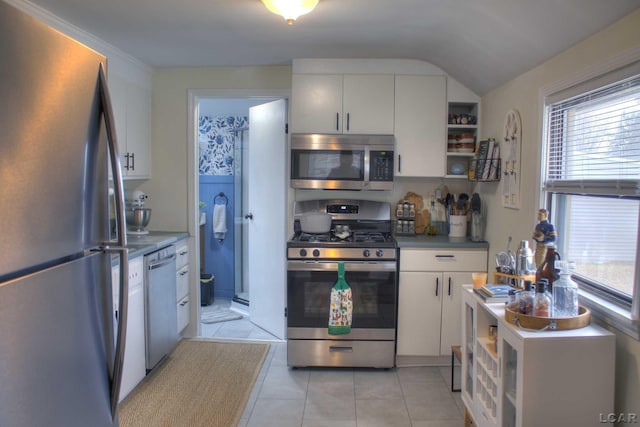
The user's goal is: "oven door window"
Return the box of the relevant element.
[287,269,396,329]
[291,149,364,181]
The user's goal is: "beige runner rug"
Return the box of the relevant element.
[119,339,270,427]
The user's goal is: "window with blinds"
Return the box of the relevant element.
[544,74,640,195]
[542,71,640,309]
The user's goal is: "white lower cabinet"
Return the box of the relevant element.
[175,242,190,334]
[112,256,146,402]
[397,248,487,358]
[461,286,615,427]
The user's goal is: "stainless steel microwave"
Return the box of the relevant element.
[290,134,395,190]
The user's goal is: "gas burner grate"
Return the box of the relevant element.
[298,232,331,242]
[295,231,392,244]
[353,232,387,243]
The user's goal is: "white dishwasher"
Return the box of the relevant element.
[144,245,178,371]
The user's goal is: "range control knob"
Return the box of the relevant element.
[376,249,385,257]
[363,249,371,257]
[299,249,307,257]
[313,249,320,258]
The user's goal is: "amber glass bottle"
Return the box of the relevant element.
[535,245,561,288]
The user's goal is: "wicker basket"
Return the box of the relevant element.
[504,306,591,331]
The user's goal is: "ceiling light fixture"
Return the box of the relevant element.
[261,0,319,25]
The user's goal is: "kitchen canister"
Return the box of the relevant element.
[449,215,467,238]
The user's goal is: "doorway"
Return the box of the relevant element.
[187,90,289,341]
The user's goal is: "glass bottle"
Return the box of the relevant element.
[552,260,579,317]
[535,245,561,287]
[518,280,535,315]
[506,289,519,311]
[533,280,552,317]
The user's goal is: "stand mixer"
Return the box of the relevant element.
[125,190,151,235]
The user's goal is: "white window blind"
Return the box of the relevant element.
[544,74,640,197]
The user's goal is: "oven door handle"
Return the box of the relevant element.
[329,346,354,353]
[287,260,397,272]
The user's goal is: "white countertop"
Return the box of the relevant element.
[112,231,189,263]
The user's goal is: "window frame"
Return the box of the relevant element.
[539,49,640,339]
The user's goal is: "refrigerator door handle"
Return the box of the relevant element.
[99,64,129,418]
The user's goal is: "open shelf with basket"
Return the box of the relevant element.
[446,102,478,179]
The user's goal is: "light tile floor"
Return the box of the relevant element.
[199,299,464,427]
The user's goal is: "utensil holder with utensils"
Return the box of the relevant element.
[449,215,467,238]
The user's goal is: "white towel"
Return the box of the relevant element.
[213,204,227,241]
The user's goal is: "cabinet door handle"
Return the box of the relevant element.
[448,277,452,296]
[346,113,350,131]
[435,277,439,296]
[130,152,135,171]
[180,270,188,276]
[397,155,401,173]
[124,153,130,170]
[336,113,339,131]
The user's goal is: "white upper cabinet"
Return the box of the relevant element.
[394,75,446,177]
[342,74,394,134]
[291,74,343,133]
[14,0,153,180]
[291,73,395,134]
[108,71,152,179]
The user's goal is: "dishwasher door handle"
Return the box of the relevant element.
[148,254,177,270]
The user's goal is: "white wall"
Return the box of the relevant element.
[199,98,275,118]
[480,9,640,415]
[139,66,292,231]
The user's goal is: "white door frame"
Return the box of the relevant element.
[186,89,291,338]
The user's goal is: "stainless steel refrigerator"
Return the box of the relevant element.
[0,1,129,426]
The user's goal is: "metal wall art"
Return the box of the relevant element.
[502,109,522,209]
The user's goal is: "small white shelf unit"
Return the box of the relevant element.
[461,285,615,427]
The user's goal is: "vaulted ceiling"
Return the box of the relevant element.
[21,0,640,95]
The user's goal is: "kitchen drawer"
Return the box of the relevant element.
[176,265,189,300]
[176,243,189,269]
[400,248,487,272]
[287,340,395,368]
[177,295,189,333]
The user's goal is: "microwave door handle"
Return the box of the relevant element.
[363,146,370,187]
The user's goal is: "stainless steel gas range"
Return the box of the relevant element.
[286,199,397,368]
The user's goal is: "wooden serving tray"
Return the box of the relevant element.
[504,305,591,331]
